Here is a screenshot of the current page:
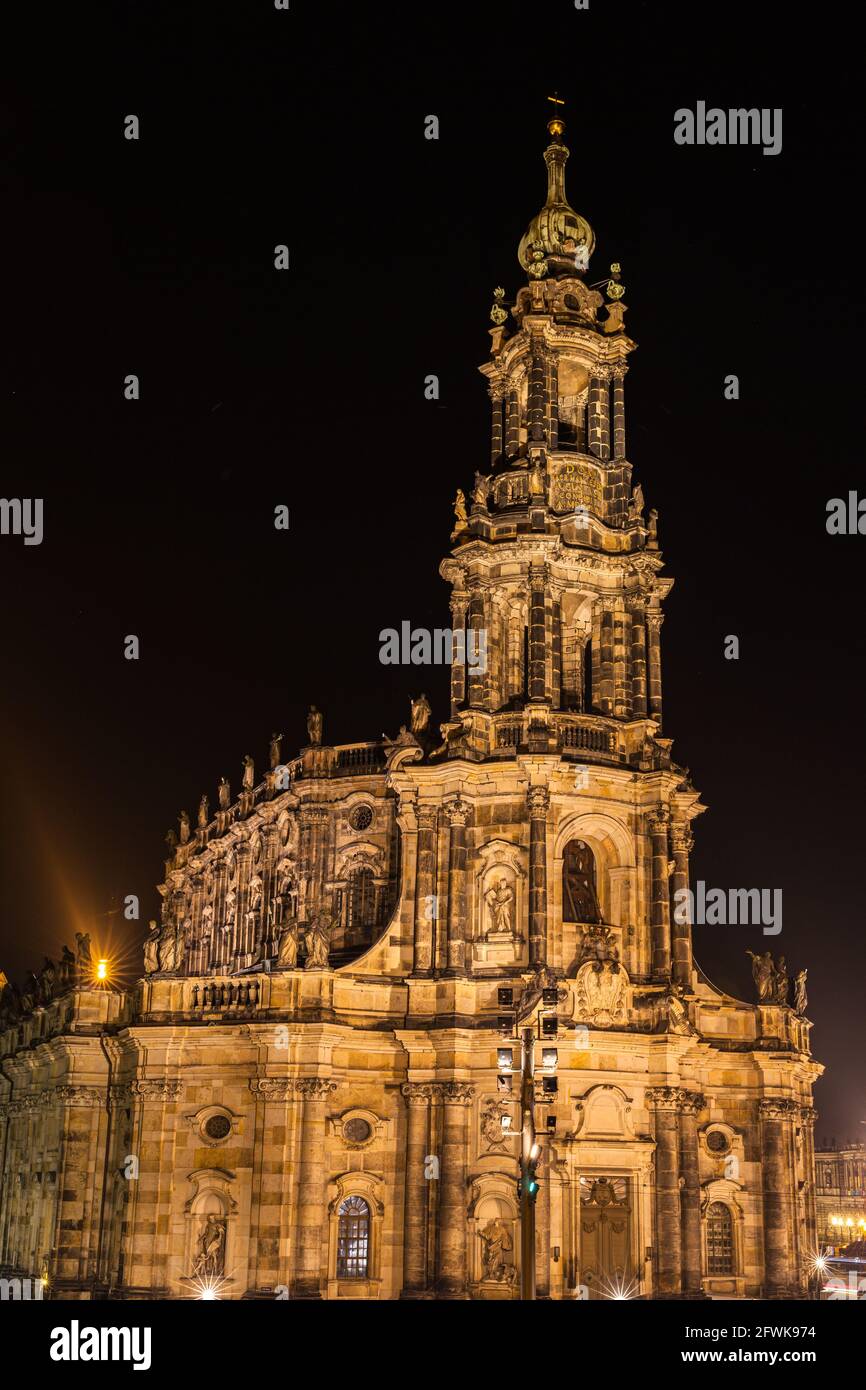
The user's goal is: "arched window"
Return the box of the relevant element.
[348,867,376,934]
[706,1202,735,1275]
[337,1196,370,1279]
[562,839,602,923]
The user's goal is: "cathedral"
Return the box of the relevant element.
[0,113,821,1301]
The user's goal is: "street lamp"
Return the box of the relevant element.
[496,988,560,1300]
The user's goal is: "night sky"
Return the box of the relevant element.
[2,1,863,1142]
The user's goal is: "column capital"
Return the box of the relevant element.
[401,1082,440,1104]
[416,806,439,832]
[646,611,665,633]
[799,1104,818,1128]
[758,1097,801,1122]
[646,1085,698,1112]
[648,806,671,835]
[441,1081,475,1105]
[670,823,694,855]
[295,1078,338,1101]
[249,1078,297,1100]
[527,785,551,819]
[608,361,628,381]
[443,795,472,828]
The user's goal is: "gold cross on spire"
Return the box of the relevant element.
[547,92,566,139]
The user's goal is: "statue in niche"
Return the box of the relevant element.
[628,484,644,522]
[529,458,544,496]
[794,968,808,1016]
[276,917,301,969]
[143,921,160,975]
[201,904,214,937]
[157,922,178,973]
[746,950,775,1002]
[479,1219,517,1284]
[241,755,255,791]
[197,795,209,829]
[269,732,284,769]
[224,889,237,930]
[410,693,432,735]
[484,877,515,939]
[307,706,323,747]
[192,1215,226,1280]
[304,911,332,970]
[562,840,602,923]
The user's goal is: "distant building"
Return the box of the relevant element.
[815,1141,866,1251]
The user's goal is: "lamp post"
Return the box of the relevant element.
[497,983,560,1300]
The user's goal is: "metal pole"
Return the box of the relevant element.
[520,1025,536,1301]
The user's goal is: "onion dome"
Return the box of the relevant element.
[517,113,595,278]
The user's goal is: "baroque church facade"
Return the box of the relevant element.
[0,116,821,1301]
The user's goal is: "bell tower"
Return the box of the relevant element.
[440,109,671,769]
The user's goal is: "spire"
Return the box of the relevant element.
[517,97,595,277]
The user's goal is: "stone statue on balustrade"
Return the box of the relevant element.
[303,911,332,970]
[307,706,323,747]
[276,916,301,969]
[794,968,808,1016]
[143,921,160,975]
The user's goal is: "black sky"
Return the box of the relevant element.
[2,0,863,1141]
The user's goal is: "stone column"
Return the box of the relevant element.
[527,785,550,969]
[647,611,664,728]
[437,1082,473,1297]
[613,600,630,718]
[490,390,504,469]
[412,808,438,977]
[647,1087,683,1296]
[547,355,559,452]
[599,601,615,714]
[505,389,519,460]
[449,591,468,715]
[528,564,547,702]
[800,1105,819,1255]
[669,821,694,990]
[466,588,487,709]
[679,1092,706,1297]
[649,808,672,978]
[528,337,546,444]
[444,797,471,975]
[293,1078,337,1298]
[630,602,648,717]
[588,371,610,460]
[611,364,626,460]
[759,1098,801,1297]
[401,1082,436,1296]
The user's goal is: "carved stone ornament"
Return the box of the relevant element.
[52,1085,103,1107]
[249,1079,296,1100]
[131,1080,183,1101]
[295,1078,338,1101]
[441,1081,475,1105]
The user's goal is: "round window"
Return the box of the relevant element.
[204,1114,232,1141]
[349,805,373,831]
[344,1118,372,1145]
[707,1130,729,1154]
